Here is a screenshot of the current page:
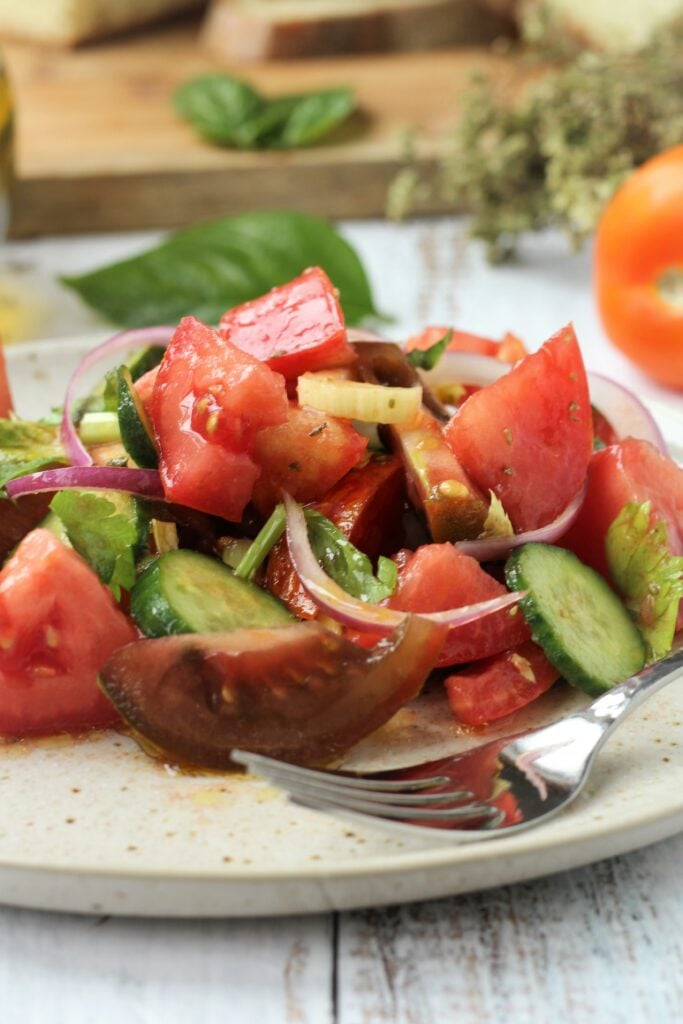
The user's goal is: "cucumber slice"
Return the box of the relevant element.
[131,549,294,638]
[127,346,165,382]
[505,543,646,696]
[116,366,159,470]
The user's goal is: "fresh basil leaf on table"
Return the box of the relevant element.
[173,74,356,150]
[61,211,380,328]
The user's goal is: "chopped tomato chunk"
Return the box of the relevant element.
[562,438,683,628]
[0,530,136,736]
[219,267,356,379]
[347,543,529,665]
[406,326,527,364]
[445,641,560,726]
[250,402,367,516]
[444,324,593,532]
[151,316,289,521]
[267,454,406,618]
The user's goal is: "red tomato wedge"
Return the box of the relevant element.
[406,326,527,364]
[445,641,560,726]
[219,267,356,379]
[250,402,367,516]
[0,530,136,736]
[151,316,289,521]
[562,438,683,580]
[0,343,14,418]
[347,543,529,665]
[267,454,406,618]
[100,616,447,768]
[444,324,593,532]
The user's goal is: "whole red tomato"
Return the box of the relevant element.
[595,145,683,390]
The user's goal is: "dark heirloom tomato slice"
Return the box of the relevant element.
[100,616,446,768]
[391,409,488,542]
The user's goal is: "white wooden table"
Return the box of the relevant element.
[0,218,681,1023]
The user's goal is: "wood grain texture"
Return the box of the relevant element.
[3,23,542,236]
[0,908,335,1024]
[336,833,683,1024]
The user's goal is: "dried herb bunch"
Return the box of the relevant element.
[392,30,683,261]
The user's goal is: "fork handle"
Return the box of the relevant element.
[584,647,683,730]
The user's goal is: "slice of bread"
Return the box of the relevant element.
[517,0,683,51]
[0,0,205,46]
[201,0,515,62]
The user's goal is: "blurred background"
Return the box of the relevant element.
[0,0,681,390]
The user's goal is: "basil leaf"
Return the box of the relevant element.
[407,329,452,370]
[174,74,355,151]
[174,75,266,148]
[62,211,379,328]
[50,490,138,600]
[305,509,397,604]
[276,88,356,148]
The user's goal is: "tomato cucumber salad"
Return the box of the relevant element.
[0,266,681,769]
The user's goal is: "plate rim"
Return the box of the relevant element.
[2,334,682,914]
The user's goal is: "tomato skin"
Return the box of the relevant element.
[392,409,488,542]
[266,454,406,619]
[444,324,593,532]
[406,326,527,364]
[0,530,136,737]
[151,317,289,521]
[562,438,683,581]
[595,146,683,390]
[219,267,355,379]
[100,616,447,768]
[250,402,367,516]
[445,641,559,726]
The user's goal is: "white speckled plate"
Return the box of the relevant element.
[0,337,681,918]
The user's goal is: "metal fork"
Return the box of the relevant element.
[232,647,683,841]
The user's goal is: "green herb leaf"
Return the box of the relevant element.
[174,74,355,151]
[50,490,138,600]
[305,509,397,604]
[407,329,452,371]
[0,418,66,496]
[174,75,266,147]
[62,210,379,328]
[606,501,683,661]
[275,88,356,147]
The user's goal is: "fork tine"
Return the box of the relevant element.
[291,792,499,823]
[232,749,451,793]
[258,770,473,807]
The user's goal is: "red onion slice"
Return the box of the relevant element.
[418,350,508,392]
[587,372,668,454]
[456,484,587,562]
[284,493,524,634]
[62,326,174,467]
[7,465,164,501]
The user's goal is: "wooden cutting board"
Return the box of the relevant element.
[3,21,539,237]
